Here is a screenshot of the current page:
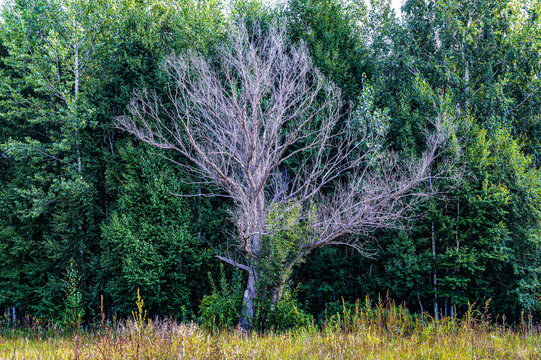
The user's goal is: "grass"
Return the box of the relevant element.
[1,300,540,359]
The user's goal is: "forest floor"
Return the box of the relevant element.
[1,316,540,359]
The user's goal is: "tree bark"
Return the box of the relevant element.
[241,268,258,330]
[271,288,280,305]
[429,175,439,321]
[465,6,472,110]
[444,297,448,318]
[417,290,424,325]
[432,222,439,321]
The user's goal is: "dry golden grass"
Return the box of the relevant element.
[1,311,540,360]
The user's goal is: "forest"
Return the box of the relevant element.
[1,0,541,343]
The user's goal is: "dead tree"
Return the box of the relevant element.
[117,20,450,328]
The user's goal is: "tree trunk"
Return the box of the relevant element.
[239,190,267,330]
[270,282,285,305]
[429,175,439,321]
[465,6,472,110]
[444,297,448,318]
[417,290,424,325]
[432,220,439,321]
[241,268,258,330]
[271,288,280,305]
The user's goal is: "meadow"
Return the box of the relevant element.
[1,301,540,360]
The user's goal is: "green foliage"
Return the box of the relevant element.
[295,0,541,322]
[255,202,315,293]
[322,296,417,336]
[294,246,371,319]
[199,201,315,332]
[199,265,243,332]
[0,0,540,328]
[247,202,315,331]
[100,143,214,318]
[0,0,229,324]
[252,288,312,332]
[369,124,541,318]
[61,259,84,329]
[347,78,391,163]
[0,0,103,321]
[286,0,370,101]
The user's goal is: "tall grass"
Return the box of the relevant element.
[1,300,540,359]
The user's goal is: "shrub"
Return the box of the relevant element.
[253,288,313,332]
[199,265,243,332]
[61,259,84,329]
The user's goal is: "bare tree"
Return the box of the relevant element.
[116,20,450,328]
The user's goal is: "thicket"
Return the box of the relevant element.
[1,0,541,330]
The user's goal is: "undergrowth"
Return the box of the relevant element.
[1,298,540,359]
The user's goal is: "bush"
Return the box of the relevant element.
[199,265,243,332]
[199,264,311,332]
[253,289,313,332]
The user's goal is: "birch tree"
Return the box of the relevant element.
[0,0,104,220]
[0,0,108,302]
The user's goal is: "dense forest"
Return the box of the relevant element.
[1,0,541,331]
